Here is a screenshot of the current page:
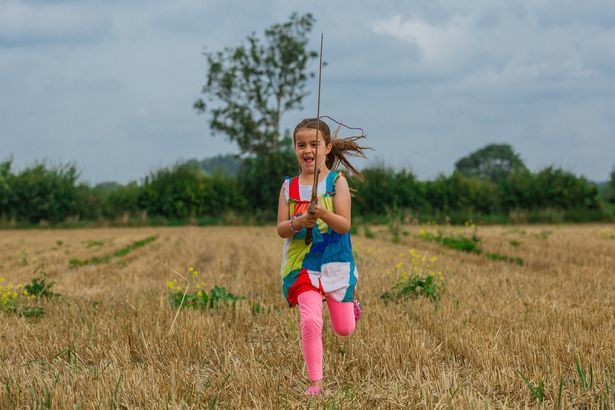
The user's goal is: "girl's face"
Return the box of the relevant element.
[294,128,332,175]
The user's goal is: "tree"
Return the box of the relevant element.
[604,167,615,204]
[139,163,208,219]
[188,154,242,177]
[139,162,243,219]
[455,144,527,183]
[88,181,142,220]
[524,166,598,210]
[9,162,81,223]
[352,165,398,215]
[236,149,297,217]
[0,160,13,217]
[194,13,319,156]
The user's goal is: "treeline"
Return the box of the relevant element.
[0,152,296,226]
[353,166,613,224]
[1,147,614,227]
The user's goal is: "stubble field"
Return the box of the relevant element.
[1,224,614,408]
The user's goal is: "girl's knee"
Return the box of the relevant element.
[327,299,355,336]
[332,321,355,337]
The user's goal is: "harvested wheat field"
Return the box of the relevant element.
[1,224,614,408]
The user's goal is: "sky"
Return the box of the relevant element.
[1,0,614,185]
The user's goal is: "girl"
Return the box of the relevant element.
[277,117,369,395]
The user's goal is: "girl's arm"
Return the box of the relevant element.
[277,186,317,238]
[317,175,351,234]
[277,187,294,238]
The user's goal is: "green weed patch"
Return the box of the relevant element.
[381,249,445,302]
[509,240,522,247]
[69,235,157,267]
[418,226,525,266]
[168,285,244,310]
[166,267,244,310]
[0,273,61,318]
[486,252,524,266]
[418,230,481,254]
[82,239,105,248]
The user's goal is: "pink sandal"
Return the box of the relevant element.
[353,299,362,322]
[305,385,321,396]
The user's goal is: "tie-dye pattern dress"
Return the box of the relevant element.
[280,170,359,307]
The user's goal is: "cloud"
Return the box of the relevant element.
[1,0,615,183]
[370,4,615,95]
[371,15,472,64]
[0,0,110,47]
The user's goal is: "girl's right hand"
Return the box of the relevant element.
[300,213,318,228]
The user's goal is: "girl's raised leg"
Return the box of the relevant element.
[326,297,355,336]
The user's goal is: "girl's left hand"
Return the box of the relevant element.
[313,202,329,219]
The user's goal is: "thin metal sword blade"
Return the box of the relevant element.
[305,33,324,246]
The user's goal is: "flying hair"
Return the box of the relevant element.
[293,116,371,180]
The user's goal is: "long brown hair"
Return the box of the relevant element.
[293,117,370,180]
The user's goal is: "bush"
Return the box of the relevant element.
[3,161,81,223]
[381,249,445,302]
[237,150,296,219]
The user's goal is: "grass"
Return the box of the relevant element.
[0,225,614,407]
[112,235,157,257]
[0,273,61,318]
[69,235,157,267]
[417,230,481,254]
[82,239,105,248]
[363,225,375,239]
[166,268,245,311]
[417,227,525,265]
[381,249,444,302]
[486,252,524,266]
[517,371,545,403]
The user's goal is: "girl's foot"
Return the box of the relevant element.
[305,385,321,396]
[353,299,362,322]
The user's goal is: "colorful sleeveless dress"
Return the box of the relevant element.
[280,170,359,307]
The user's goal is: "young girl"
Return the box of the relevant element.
[277,117,369,395]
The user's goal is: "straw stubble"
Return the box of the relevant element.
[0,224,613,407]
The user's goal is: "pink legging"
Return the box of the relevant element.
[297,290,355,381]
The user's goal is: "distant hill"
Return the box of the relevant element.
[93,181,122,192]
[185,154,241,176]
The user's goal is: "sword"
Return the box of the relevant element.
[304,33,324,246]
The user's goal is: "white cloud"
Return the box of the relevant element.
[371,15,472,64]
